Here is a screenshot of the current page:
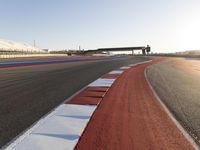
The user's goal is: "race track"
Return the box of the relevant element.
[147,57,200,146]
[0,56,149,147]
[74,58,195,150]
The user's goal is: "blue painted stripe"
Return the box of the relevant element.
[0,56,127,68]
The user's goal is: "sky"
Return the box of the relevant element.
[0,0,200,53]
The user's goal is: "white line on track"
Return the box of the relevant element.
[144,68,199,150]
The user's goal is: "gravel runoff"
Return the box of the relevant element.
[146,58,200,146]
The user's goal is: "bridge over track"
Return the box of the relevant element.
[84,45,151,55]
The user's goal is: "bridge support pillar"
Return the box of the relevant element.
[142,49,146,55]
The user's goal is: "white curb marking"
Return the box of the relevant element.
[120,66,131,69]
[88,78,115,87]
[108,70,124,74]
[5,104,96,150]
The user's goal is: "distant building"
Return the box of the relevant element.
[43,49,49,52]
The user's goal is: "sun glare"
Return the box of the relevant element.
[176,11,200,50]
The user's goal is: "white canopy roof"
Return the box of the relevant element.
[0,39,44,52]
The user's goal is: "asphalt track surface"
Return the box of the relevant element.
[0,56,125,68]
[147,58,200,146]
[0,56,149,148]
[74,58,194,150]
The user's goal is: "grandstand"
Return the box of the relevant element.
[0,39,71,59]
[0,39,45,54]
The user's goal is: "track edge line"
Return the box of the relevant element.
[144,68,199,150]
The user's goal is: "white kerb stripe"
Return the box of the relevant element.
[5,104,96,150]
[108,70,124,74]
[120,66,130,69]
[128,64,137,67]
[88,78,115,87]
